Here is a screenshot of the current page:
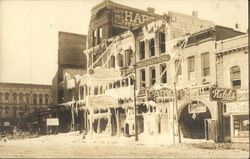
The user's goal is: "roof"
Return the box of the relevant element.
[0,82,52,89]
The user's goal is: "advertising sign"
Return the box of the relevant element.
[188,102,206,114]
[113,9,155,28]
[210,87,237,101]
[225,101,249,113]
[3,121,10,126]
[46,118,59,126]
[136,54,171,68]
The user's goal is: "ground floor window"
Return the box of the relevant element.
[233,115,249,137]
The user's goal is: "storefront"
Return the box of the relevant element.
[223,101,249,142]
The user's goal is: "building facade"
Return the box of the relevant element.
[215,34,249,142]
[53,0,247,142]
[0,83,52,127]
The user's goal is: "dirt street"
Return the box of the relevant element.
[0,132,248,158]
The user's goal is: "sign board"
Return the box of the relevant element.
[136,54,171,68]
[147,88,173,102]
[113,9,156,28]
[225,101,249,113]
[188,102,206,114]
[210,87,237,101]
[46,118,59,126]
[3,121,10,126]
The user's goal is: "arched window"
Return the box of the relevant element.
[99,86,103,94]
[19,93,24,104]
[45,94,49,105]
[110,56,115,68]
[0,92,3,102]
[109,83,112,89]
[4,92,10,103]
[33,94,37,105]
[230,66,241,89]
[39,94,43,104]
[12,93,17,104]
[117,53,124,67]
[25,93,30,104]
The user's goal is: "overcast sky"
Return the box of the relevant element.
[0,0,248,85]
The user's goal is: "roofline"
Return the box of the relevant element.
[215,25,246,34]
[0,82,52,88]
[58,31,87,37]
[216,33,248,43]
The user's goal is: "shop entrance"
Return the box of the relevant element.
[179,103,211,139]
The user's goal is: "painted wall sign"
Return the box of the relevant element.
[136,54,171,68]
[113,9,155,28]
[210,87,237,101]
[225,101,249,113]
[188,102,206,114]
[46,118,59,126]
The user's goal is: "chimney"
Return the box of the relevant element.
[147,7,155,14]
[235,23,240,30]
[192,11,198,18]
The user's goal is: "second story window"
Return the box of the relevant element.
[140,69,146,88]
[160,64,167,83]
[45,95,49,105]
[98,27,102,44]
[139,41,145,60]
[150,67,156,86]
[125,49,133,66]
[4,93,9,102]
[187,56,195,80]
[12,93,17,104]
[33,94,37,105]
[201,52,210,76]
[175,60,182,75]
[159,32,166,53]
[149,38,155,57]
[230,66,241,89]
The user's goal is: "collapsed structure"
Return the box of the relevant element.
[51,0,248,143]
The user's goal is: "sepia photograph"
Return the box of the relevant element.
[0,0,248,158]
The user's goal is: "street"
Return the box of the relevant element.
[0,132,248,158]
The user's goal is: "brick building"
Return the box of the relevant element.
[0,83,52,127]
[215,34,248,142]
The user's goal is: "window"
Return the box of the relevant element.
[149,38,155,57]
[94,87,98,95]
[150,67,156,86]
[98,27,103,44]
[125,49,133,66]
[230,66,241,89]
[160,64,167,83]
[110,56,115,68]
[139,41,145,60]
[39,94,43,104]
[159,32,166,53]
[13,106,17,118]
[80,87,84,100]
[0,106,2,118]
[140,69,146,88]
[92,29,97,46]
[187,56,195,79]
[33,94,37,105]
[117,53,124,67]
[4,93,9,102]
[12,93,17,104]
[201,52,210,76]
[19,93,24,104]
[0,93,2,102]
[25,94,30,104]
[5,106,10,118]
[175,60,182,75]
[45,95,49,105]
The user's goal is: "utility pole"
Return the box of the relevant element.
[133,63,138,141]
[174,82,181,143]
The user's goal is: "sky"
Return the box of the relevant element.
[0,0,248,85]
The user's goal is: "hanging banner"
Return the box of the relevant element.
[188,102,206,114]
[210,87,237,101]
